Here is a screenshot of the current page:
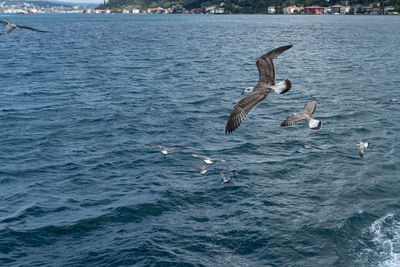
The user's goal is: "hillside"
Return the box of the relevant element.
[96,0,399,13]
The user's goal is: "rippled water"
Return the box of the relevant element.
[0,13,399,266]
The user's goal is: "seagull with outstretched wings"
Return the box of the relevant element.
[225,45,293,134]
[149,145,185,156]
[0,19,49,35]
[281,99,322,130]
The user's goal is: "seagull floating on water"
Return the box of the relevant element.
[0,19,48,35]
[219,170,236,183]
[375,98,398,104]
[225,45,293,134]
[291,140,323,150]
[358,141,370,158]
[192,154,226,165]
[149,145,185,156]
[281,99,322,130]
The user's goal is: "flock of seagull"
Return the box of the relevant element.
[1,21,395,181]
[150,45,320,181]
[148,44,397,182]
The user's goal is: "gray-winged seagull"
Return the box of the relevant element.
[149,145,185,156]
[219,170,236,183]
[0,19,48,35]
[281,99,322,130]
[375,98,398,104]
[225,45,293,134]
[358,141,370,158]
[291,140,323,150]
[193,164,214,176]
[192,154,226,165]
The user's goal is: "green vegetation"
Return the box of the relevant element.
[96,0,400,14]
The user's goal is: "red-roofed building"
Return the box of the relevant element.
[304,6,324,14]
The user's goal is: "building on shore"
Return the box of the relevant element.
[283,5,303,14]
[304,6,324,14]
[268,6,275,14]
[330,5,350,14]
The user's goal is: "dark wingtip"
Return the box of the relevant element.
[225,126,232,134]
[225,128,233,134]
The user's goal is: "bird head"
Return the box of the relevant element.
[242,87,254,95]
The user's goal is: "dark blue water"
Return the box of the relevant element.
[0,13,399,266]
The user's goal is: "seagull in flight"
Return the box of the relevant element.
[149,145,185,156]
[192,154,226,165]
[358,141,370,158]
[0,19,48,35]
[219,170,236,183]
[281,99,322,130]
[225,45,293,134]
[375,98,398,104]
[193,165,214,176]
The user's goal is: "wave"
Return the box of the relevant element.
[358,213,400,267]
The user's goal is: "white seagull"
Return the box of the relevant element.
[192,154,226,165]
[219,170,236,183]
[193,165,214,176]
[149,145,185,156]
[225,45,293,134]
[0,19,49,35]
[358,141,370,158]
[281,99,322,130]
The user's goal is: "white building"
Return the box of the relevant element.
[268,6,275,14]
[283,5,303,14]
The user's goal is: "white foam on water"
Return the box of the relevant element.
[361,213,400,267]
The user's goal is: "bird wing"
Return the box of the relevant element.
[302,99,318,116]
[17,25,48,32]
[225,91,270,134]
[0,20,9,26]
[256,45,293,86]
[149,144,165,150]
[280,113,307,127]
[211,158,226,162]
[167,147,185,151]
[192,154,210,160]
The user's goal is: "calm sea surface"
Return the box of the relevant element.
[0,13,399,266]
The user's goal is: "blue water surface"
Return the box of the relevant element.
[0,13,399,266]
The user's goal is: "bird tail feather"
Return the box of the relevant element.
[271,79,291,94]
[309,119,322,130]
